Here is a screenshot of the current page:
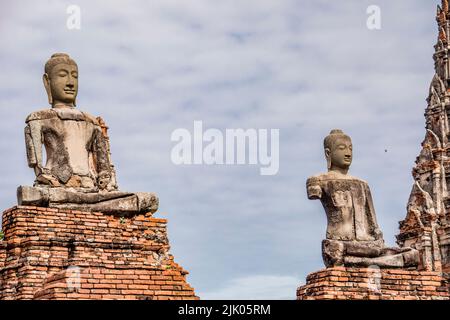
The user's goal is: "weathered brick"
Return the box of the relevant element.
[0,206,198,300]
[297,267,449,300]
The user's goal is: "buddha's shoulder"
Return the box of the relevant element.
[25,108,57,122]
[80,111,101,125]
[306,173,327,186]
[307,172,368,185]
[25,108,100,125]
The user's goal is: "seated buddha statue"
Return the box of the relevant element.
[17,53,158,215]
[306,129,418,268]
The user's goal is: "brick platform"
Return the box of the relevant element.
[0,206,198,300]
[297,267,449,300]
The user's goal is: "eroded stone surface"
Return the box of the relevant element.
[19,53,158,215]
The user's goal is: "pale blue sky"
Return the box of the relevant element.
[0,0,438,299]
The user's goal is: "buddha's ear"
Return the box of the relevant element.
[43,73,52,105]
[325,148,331,170]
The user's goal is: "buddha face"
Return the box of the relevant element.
[326,137,352,170]
[44,63,78,106]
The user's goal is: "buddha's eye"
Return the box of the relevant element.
[72,72,78,79]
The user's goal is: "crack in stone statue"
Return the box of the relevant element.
[17,53,158,215]
[306,129,419,268]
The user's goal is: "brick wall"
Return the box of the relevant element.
[297,267,449,300]
[0,206,198,300]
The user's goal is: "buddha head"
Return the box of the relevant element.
[323,129,352,173]
[43,53,78,107]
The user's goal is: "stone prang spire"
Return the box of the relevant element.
[397,0,450,272]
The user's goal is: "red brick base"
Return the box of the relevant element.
[297,267,449,300]
[0,206,198,300]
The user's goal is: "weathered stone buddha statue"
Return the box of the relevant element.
[306,129,419,268]
[17,53,158,215]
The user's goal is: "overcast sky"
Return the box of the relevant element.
[0,0,439,299]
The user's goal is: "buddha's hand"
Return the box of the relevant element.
[374,228,383,239]
[36,169,61,187]
[97,171,112,190]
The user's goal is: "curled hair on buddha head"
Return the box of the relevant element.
[323,129,351,170]
[44,53,77,75]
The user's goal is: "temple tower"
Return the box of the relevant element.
[397,0,450,273]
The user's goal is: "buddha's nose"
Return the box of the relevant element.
[67,76,75,87]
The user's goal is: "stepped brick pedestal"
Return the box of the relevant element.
[297,267,449,300]
[0,206,198,300]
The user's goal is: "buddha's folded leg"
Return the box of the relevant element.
[344,249,419,268]
[322,239,383,267]
[344,239,384,258]
[322,239,345,267]
[323,239,419,268]
[17,185,159,215]
[49,194,157,215]
[399,249,420,267]
[344,254,404,268]
[18,185,134,205]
